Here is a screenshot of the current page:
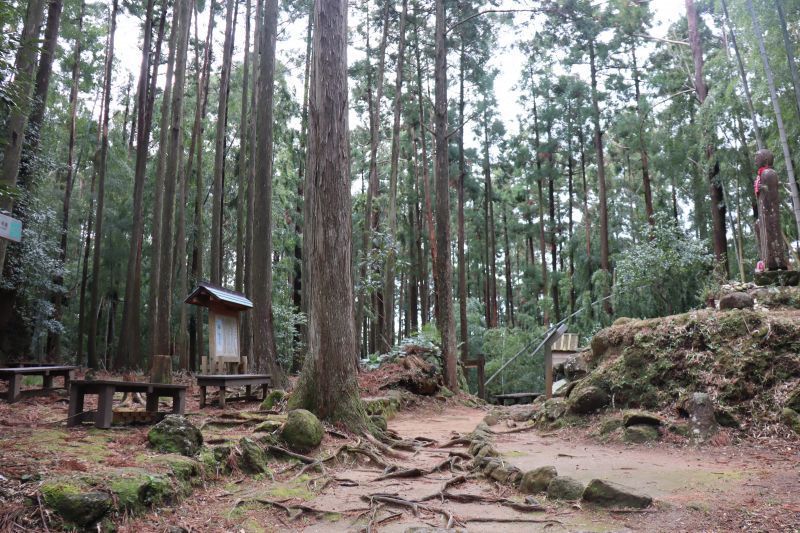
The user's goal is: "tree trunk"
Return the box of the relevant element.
[210,0,238,284]
[433,0,458,391]
[578,127,591,267]
[292,0,365,427]
[775,0,800,129]
[502,204,514,326]
[746,0,800,243]
[18,0,63,195]
[251,0,285,384]
[482,106,498,328]
[87,0,119,369]
[382,0,407,353]
[149,1,181,358]
[188,0,216,370]
[589,39,612,312]
[631,44,653,228]
[356,0,390,356]
[721,0,763,150]
[49,0,84,359]
[457,39,468,360]
[154,0,193,356]
[235,0,252,295]
[414,9,437,321]
[687,0,729,276]
[117,0,160,370]
[174,3,203,370]
[0,0,46,275]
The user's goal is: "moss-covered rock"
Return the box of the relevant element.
[668,423,691,438]
[547,476,584,501]
[568,385,609,414]
[714,408,741,429]
[41,481,112,528]
[582,479,652,508]
[781,408,800,433]
[786,387,800,412]
[541,398,568,421]
[148,415,203,456]
[599,418,623,435]
[623,424,660,443]
[622,410,662,427]
[520,466,557,494]
[260,389,286,411]
[238,437,270,474]
[109,470,171,512]
[280,409,323,452]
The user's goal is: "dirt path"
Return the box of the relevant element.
[116,404,799,532]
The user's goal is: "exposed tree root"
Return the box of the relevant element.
[360,494,462,529]
[236,497,364,520]
[439,436,471,447]
[265,445,317,464]
[492,424,538,435]
[463,517,563,524]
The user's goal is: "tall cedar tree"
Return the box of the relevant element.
[291,0,367,426]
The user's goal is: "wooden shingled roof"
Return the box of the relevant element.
[185,281,253,311]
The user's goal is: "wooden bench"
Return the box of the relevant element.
[196,374,271,408]
[68,380,187,429]
[493,392,542,406]
[0,365,77,403]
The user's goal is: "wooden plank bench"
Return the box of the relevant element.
[67,380,187,429]
[493,392,542,406]
[0,365,77,403]
[196,374,271,408]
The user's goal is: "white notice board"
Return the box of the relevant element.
[208,311,240,362]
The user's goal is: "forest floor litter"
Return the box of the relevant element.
[1,385,797,532]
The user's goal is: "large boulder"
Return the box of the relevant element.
[41,482,112,528]
[547,476,585,501]
[719,292,754,310]
[582,479,652,509]
[520,466,557,494]
[568,385,609,414]
[623,424,659,443]
[148,415,203,456]
[280,409,323,452]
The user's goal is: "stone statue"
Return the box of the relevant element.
[754,149,788,272]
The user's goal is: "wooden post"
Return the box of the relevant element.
[477,358,485,400]
[544,343,553,399]
[150,355,173,384]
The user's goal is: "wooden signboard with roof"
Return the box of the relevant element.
[185,282,253,374]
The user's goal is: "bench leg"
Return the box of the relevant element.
[199,386,207,408]
[172,391,186,414]
[96,386,114,429]
[219,386,226,408]
[245,385,252,399]
[261,384,269,401]
[64,370,74,391]
[7,374,21,403]
[146,393,159,413]
[43,374,54,390]
[67,388,84,427]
